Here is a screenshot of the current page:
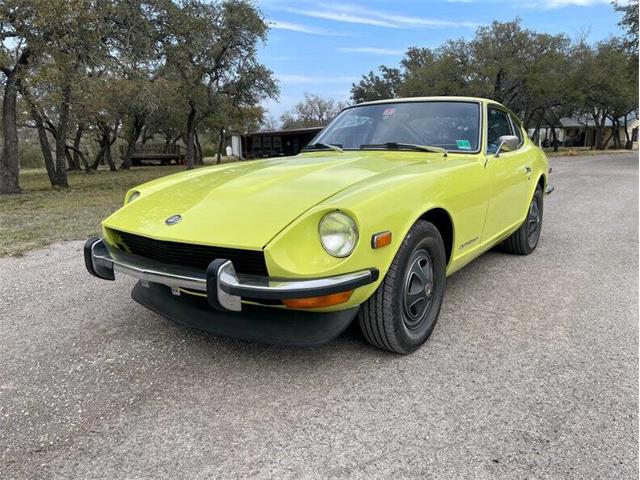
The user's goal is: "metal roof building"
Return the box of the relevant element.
[231,126,324,159]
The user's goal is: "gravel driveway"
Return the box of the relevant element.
[1,153,637,479]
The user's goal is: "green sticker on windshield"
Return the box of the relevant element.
[456,139,471,150]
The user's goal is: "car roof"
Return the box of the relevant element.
[355,96,500,107]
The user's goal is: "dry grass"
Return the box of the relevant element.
[0,165,192,256]
[1,149,633,256]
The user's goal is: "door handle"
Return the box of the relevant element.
[524,166,532,174]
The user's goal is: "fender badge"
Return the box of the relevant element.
[165,214,182,226]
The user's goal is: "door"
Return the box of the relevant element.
[482,107,532,243]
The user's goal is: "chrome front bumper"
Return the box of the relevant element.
[84,238,378,312]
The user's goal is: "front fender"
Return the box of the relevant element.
[263,162,476,310]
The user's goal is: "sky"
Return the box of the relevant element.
[255,0,627,121]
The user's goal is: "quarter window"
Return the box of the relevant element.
[487,108,513,154]
[509,113,524,146]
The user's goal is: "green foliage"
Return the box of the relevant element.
[349,17,638,149]
[613,0,639,55]
[280,94,348,129]
[0,0,278,187]
[351,66,402,103]
[18,140,44,169]
[161,0,278,166]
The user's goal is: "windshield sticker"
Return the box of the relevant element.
[382,108,396,118]
[456,139,472,150]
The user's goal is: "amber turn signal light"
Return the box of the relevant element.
[283,291,353,309]
[371,231,392,249]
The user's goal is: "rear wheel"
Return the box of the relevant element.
[502,185,543,255]
[359,221,446,354]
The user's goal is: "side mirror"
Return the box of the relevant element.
[495,135,520,157]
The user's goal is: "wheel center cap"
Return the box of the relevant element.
[424,282,433,296]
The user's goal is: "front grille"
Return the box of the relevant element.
[109,229,268,276]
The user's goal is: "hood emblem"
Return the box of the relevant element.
[165,214,182,226]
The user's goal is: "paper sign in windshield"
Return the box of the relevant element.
[382,108,396,117]
[456,139,472,150]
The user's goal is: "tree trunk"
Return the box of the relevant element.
[0,68,22,194]
[185,102,197,169]
[91,143,106,170]
[67,145,90,172]
[612,118,621,149]
[624,114,633,149]
[53,82,71,188]
[65,148,75,171]
[30,104,58,187]
[594,127,605,149]
[121,115,145,169]
[195,130,203,165]
[70,125,84,170]
[105,119,119,171]
[216,126,225,165]
[105,143,116,171]
[532,116,543,146]
[592,108,608,150]
[551,126,558,152]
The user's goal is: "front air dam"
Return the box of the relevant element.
[131,281,358,346]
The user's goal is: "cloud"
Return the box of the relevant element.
[446,0,610,6]
[269,20,334,35]
[338,47,405,55]
[280,3,479,29]
[531,0,611,7]
[276,74,360,85]
[282,7,399,28]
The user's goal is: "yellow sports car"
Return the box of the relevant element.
[85,97,553,353]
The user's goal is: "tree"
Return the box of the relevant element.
[613,0,639,55]
[164,0,277,169]
[2,0,124,188]
[107,0,168,169]
[144,77,187,147]
[350,20,575,135]
[260,114,279,131]
[280,94,347,129]
[0,2,32,193]
[572,39,637,150]
[87,77,126,171]
[351,66,402,103]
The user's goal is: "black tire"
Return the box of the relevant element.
[359,220,446,354]
[502,184,544,255]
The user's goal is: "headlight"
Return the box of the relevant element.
[319,211,358,257]
[127,191,140,203]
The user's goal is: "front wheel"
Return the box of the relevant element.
[359,221,446,354]
[502,184,544,255]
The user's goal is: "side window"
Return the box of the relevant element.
[509,113,524,146]
[487,108,512,153]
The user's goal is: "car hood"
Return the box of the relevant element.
[103,152,423,250]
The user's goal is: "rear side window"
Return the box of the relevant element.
[487,108,512,153]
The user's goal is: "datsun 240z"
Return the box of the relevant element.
[85,97,553,354]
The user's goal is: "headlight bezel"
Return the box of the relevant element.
[318,210,359,258]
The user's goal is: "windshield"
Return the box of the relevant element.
[312,101,480,152]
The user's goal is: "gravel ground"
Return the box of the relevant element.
[1,153,637,479]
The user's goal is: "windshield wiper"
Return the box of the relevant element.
[302,142,344,153]
[360,142,447,157]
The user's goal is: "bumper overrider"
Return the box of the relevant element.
[84,237,379,345]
